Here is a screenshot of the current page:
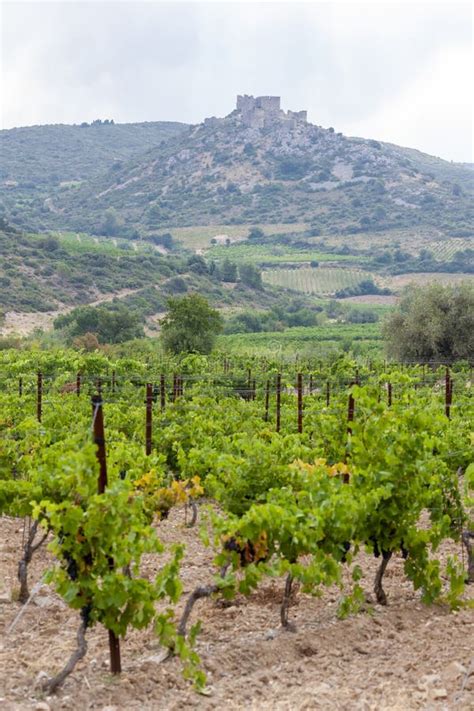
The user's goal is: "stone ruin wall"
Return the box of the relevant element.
[236,95,307,130]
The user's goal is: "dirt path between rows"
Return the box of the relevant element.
[0,511,473,711]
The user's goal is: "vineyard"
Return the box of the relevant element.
[207,243,361,266]
[219,322,384,357]
[0,349,473,708]
[425,239,473,261]
[262,267,374,296]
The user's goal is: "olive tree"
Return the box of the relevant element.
[383,283,474,363]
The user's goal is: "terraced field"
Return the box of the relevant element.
[262,267,373,296]
[169,223,309,250]
[47,231,155,256]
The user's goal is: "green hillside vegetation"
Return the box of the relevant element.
[1,110,472,240]
[0,220,327,327]
[169,222,309,250]
[0,121,187,185]
[0,120,187,232]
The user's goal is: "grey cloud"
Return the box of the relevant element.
[1,1,472,161]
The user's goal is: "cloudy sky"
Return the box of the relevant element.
[1,0,472,161]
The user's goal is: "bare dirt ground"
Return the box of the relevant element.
[338,295,399,305]
[0,289,143,338]
[1,512,473,711]
[386,273,474,292]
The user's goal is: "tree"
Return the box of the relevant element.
[239,263,262,290]
[383,283,474,363]
[187,254,208,275]
[248,227,264,241]
[221,258,238,282]
[54,305,144,344]
[161,294,223,355]
[100,208,121,237]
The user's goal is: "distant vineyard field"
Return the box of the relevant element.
[425,238,473,260]
[262,267,373,295]
[219,322,382,356]
[207,243,361,265]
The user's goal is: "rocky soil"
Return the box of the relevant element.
[1,512,473,711]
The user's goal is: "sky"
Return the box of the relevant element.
[1,0,473,162]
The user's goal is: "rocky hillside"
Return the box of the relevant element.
[1,97,472,239]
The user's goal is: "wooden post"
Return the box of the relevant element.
[160,374,166,411]
[145,383,153,455]
[387,382,392,407]
[297,373,303,434]
[111,370,116,395]
[252,379,256,401]
[326,381,330,407]
[91,394,121,675]
[345,390,355,482]
[264,380,270,422]
[92,395,107,494]
[309,374,313,394]
[347,392,355,436]
[276,374,281,433]
[76,372,81,397]
[37,372,42,422]
[445,367,451,419]
[18,377,23,398]
[108,631,121,676]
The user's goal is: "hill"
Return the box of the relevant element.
[0,219,309,337]
[3,95,472,239]
[0,120,188,232]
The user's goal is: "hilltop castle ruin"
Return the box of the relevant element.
[236,95,307,130]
